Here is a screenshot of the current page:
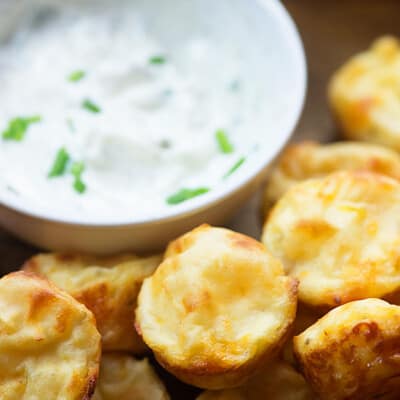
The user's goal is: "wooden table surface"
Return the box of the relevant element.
[1,1,400,398]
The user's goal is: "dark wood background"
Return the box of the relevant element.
[285,0,400,142]
[1,1,400,398]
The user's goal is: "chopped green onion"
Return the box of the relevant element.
[48,147,70,177]
[66,118,75,132]
[163,88,173,97]
[71,161,84,176]
[149,55,166,65]
[6,185,18,195]
[215,129,234,154]
[82,99,101,113]
[2,115,41,141]
[167,187,209,205]
[223,157,246,179]
[71,161,86,193]
[73,179,86,193]
[68,70,86,82]
[229,79,241,92]
[159,139,171,149]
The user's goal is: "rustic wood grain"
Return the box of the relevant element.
[284,0,400,143]
[1,1,399,398]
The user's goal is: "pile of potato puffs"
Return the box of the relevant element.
[2,36,400,400]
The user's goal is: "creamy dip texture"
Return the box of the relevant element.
[0,4,261,221]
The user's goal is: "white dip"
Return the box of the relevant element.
[0,3,261,222]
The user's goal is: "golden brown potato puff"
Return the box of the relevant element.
[136,224,298,390]
[0,271,101,400]
[196,360,314,400]
[329,36,400,151]
[92,353,169,400]
[294,299,400,400]
[262,171,400,308]
[23,252,161,353]
[263,140,400,216]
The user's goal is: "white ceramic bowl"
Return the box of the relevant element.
[0,0,306,254]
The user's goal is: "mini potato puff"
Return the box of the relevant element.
[23,252,161,353]
[263,140,400,214]
[196,360,314,400]
[93,354,169,400]
[329,36,400,151]
[136,225,298,389]
[294,299,400,400]
[0,271,101,400]
[262,171,400,308]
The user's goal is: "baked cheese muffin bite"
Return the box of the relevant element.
[0,271,101,400]
[23,252,161,353]
[92,354,169,400]
[136,225,298,389]
[196,360,314,400]
[263,140,400,214]
[294,299,400,400]
[329,36,400,151]
[262,170,400,308]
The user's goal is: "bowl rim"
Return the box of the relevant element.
[0,0,307,227]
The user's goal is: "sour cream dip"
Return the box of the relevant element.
[0,3,263,221]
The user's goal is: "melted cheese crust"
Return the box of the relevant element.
[23,252,161,353]
[329,36,400,151]
[263,140,400,215]
[196,360,313,400]
[294,299,400,400]
[263,171,400,307]
[93,354,169,400]
[137,225,297,389]
[0,271,100,400]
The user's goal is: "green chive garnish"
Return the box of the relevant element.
[71,161,86,193]
[68,70,86,82]
[71,161,84,176]
[149,55,166,65]
[167,187,209,205]
[163,88,173,97]
[66,118,75,132]
[2,116,41,141]
[224,157,246,179]
[48,147,70,177]
[215,129,234,154]
[73,179,86,193]
[82,99,101,113]
[229,79,241,91]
